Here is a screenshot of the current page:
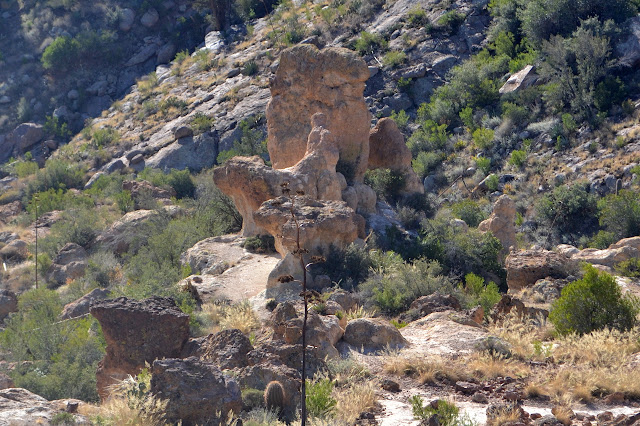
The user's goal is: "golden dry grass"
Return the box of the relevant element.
[486,406,522,426]
[200,300,261,335]
[467,353,531,381]
[333,380,377,424]
[383,354,465,384]
[344,305,377,321]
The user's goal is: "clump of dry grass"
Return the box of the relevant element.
[383,354,465,384]
[101,374,168,426]
[333,381,377,424]
[199,300,261,335]
[344,305,377,321]
[486,405,522,426]
[467,353,531,381]
[487,312,553,361]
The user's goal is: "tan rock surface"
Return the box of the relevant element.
[505,249,576,292]
[266,44,371,182]
[368,117,424,194]
[478,195,517,258]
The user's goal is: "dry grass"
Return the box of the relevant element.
[344,305,377,321]
[383,354,465,384]
[552,328,640,367]
[487,313,553,361]
[333,380,377,424]
[101,375,168,426]
[467,353,531,381]
[200,300,261,335]
[486,405,522,426]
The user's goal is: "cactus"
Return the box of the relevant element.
[264,380,285,413]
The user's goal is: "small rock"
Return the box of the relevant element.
[227,68,242,78]
[130,153,144,164]
[455,381,480,395]
[596,411,613,423]
[381,379,400,392]
[140,8,159,27]
[119,8,136,31]
[604,391,625,405]
[471,392,488,403]
[174,126,193,139]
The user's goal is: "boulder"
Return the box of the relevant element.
[119,8,135,31]
[0,289,18,320]
[570,246,639,269]
[478,195,517,259]
[0,373,13,390]
[328,290,358,312]
[60,288,110,320]
[0,232,18,244]
[367,117,424,195]
[0,239,28,262]
[499,65,538,94]
[274,310,343,359]
[90,296,190,400]
[173,125,193,139]
[343,318,407,352]
[491,295,549,321]
[266,45,371,182]
[122,180,176,209]
[617,16,640,67]
[0,388,89,424]
[183,328,254,369]
[47,243,88,288]
[144,132,219,172]
[94,209,164,255]
[180,236,243,276]
[151,357,242,425]
[505,249,576,292]
[1,123,44,162]
[409,293,462,317]
[236,363,300,417]
[140,8,159,27]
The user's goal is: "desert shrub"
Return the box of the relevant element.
[508,149,527,168]
[167,169,196,199]
[407,119,449,155]
[216,119,266,164]
[474,156,491,175]
[436,10,466,34]
[597,189,640,241]
[306,376,336,419]
[412,151,443,179]
[315,244,373,290]
[410,396,475,425]
[407,7,428,27]
[588,230,617,249]
[390,110,410,130]
[115,190,134,213]
[159,97,188,115]
[364,168,405,202]
[43,115,71,142]
[13,159,39,178]
[360,259,456,314]
[0,288,105,402]
[616,258,640,278]
[39,207,104,257]
[91,127,120,148]
[450,199,487,228]
[472,127,495,150]
[191,112,215,135]
[243,235,275,253]
[594,76,626,112]
[27,188,94,217]
[485,174,499,191]
[549,265,640,336]
[26,158,86,199]
[243,60,259,75]
[354,31,387,55]
[536,183,598,243]
[382,50,406,68]
[41,36,79,71]
[463,273,501,316]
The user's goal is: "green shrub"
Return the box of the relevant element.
[407,7,428,27]
[508,149,527,168]
[463,273,501,317]
[115,190,134,213]
[44,115,71,142]
[474,156,491,175]
[382,50,406,68]
[588,230,616,249]
[412,151,443,179]
[485,174,499,192]
[354,31,387,55]
[390,110,410,130]
[450,200,486,228]
[549,265,640,336]
[360,259,455,314]
[436,10,466,34]
[27,188,94,217]
[41,36,79,71]
[597,189,640,241]
[243,235,276,253]
[615,258,640,278]
[536,183,598,243]
[315,244,374,290]
[26,158,86,200]
[364,168,405,202]
[407,119,449,155]
[216,119,267,164]
[472,128,495,150]
[243,60,259,75]
[191,112,215,135]
[13,159,39,178]
[159,97,188,115]
[167,169,196,199]
[91,127,120,147]
[242,388,265,411]
[410,396,475,425]
[39,207,104,257]
[306,376,336,419]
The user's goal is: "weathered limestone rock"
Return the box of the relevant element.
[90,297,190,400]
[60,288,109,320]
[499,65,538,94]
[0,239,28,263]
[368,117,424,194]
[0,388,90,424]
[556,236,640,269]
[505,250,576,292]
[47,243,88,288]
[151,357,242,426]
[254,196,363,257]
[266,45,371,182]
[183,328,254,370]
[478,195,517,259]
[343,318,408,352]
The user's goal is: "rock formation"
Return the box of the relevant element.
[368,117,424,194]
[557,236,640,269]
[266,45,371,182]
[343,318,408,352]
[478,195,517,259]
[47,243,88,288]
[90,297,190,400]
[150,357,242,426]
[505,249,576,292]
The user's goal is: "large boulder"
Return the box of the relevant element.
[0,388,90,424]
[343,318,408,352]
[273,309,343,359]
[236,362,300,417]
[478,195,517,259]
[0,123,44,163]
[47,243,88,288]
[505,249,576,292]
[60,288,110,320]
[183,328,254,370]
[499,65,538,94]
[144,132,219,173]
[90,297,190,400]
[151,357,242,426]
[121,180,176,209]
[368,117,424,195]
[180,235,245,276]
[266,45,371,182]
[0,239,28,263]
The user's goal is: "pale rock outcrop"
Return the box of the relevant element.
[555,236,640,269]
[183,328,253,370]
[368,117,424,195]
[150,357,242,425]
[499,65,538,94]
[343,318,408,352]
[90,297,190,400]
[478,195,517,258]
[0,239,28,263]
[505,249,577,291]
[266,45,371,182]
[122,180,176,209]
[0,388,90,424]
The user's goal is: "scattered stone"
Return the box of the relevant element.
[505,249,576,291]
[455,381,480,395]
[381,379,400,392]
[343,318,407,352]
[472,392,488,403]
[47,243,88,288]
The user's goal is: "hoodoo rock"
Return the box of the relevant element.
[266,44,371,182]
[90,297,190,400]
[368,117,424,195]
[478,195,517,259]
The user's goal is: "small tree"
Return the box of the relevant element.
[549,265,640,336]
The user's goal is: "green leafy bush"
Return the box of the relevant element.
[216,119,267,164]
[549,265,640,336]
[41,36,79,71]
[615,258,640,278]
[26,158,86,200]
[463,273,501,317]
[390,110,410,130]
[364,168,405,202]
[412,151,443,179]
[450,199,487,228]
[91,127,120,147]
[382,50,406,68]
[472,128,495,150]
[191,113,215,135]
[436,10,466,34]
[508,149,527,168]
[406,7,428,27]
[597,189,640,241]
[306,376,336,419]
[354,31,387,54]
[410,396,475,425]
[243,235,276,253]
[243,60,259,75]
[27,188,94,217]
[536,183,597,243]
[44,115,71,142]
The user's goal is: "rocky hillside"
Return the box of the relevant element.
[1,0,640,424]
